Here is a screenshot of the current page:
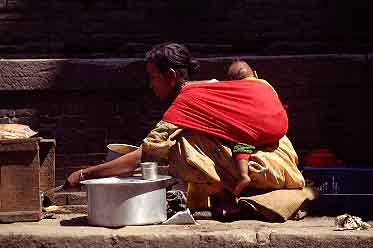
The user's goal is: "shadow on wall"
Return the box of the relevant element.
[40,59,167,152]
[254,55,371,165]
[0,58,168,185]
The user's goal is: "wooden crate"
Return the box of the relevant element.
[0,138,55,222]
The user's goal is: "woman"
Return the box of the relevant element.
[65,42,306,221]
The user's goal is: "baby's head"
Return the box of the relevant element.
[227,60,255,80]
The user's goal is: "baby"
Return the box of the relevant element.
[182,60,280,197]
[227,60,277,196]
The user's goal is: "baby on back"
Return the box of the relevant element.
[226,60,279,196]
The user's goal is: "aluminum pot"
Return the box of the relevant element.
[81,175,172,227]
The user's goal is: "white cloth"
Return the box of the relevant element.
[162,209,198,225]
[335,214,371,231]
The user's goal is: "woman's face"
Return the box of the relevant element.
[146,63,175,102]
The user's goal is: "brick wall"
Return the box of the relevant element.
[0,1,372,58]
[0,55,372,184]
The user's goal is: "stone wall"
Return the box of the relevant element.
[0,55,372,184]
[1,1,373,184]
[0,1,372,58]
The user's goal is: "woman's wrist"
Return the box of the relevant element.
[79,169,86,181]
[79,168,91,181]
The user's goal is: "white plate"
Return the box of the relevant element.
[107,143,139,154]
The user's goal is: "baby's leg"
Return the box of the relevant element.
[234,159,251,196]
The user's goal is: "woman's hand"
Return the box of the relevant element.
[63,149,141,190]
[64,169,82,190]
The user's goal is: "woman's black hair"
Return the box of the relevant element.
[145,42,200,81]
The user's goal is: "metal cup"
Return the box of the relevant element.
[140,162,158,180]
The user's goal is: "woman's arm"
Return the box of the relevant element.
[65,121,181,189]
[65,147,142,188]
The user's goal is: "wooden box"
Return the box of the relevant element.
[0,138,55,222]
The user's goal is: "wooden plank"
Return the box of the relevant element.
[0,158,40,210]
[0,182,40,211]
[0,138,40,152]
[39,139,56,192]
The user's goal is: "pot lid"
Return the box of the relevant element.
[80,175,173,185]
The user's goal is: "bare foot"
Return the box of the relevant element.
[234,175,251,196]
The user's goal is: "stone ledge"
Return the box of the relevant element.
[54,192,87,206]
[0,58,145,91]
[0,54,368,91]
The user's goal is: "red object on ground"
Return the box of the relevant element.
[304,148,341,167]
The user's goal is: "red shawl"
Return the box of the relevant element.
[162,79,288,145]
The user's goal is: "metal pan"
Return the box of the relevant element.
[81,175,173,227]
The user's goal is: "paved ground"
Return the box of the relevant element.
[1,213,373,248]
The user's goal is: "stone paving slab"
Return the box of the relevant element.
[1,215,373,248]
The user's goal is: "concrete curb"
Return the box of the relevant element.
[1,216,372,248]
